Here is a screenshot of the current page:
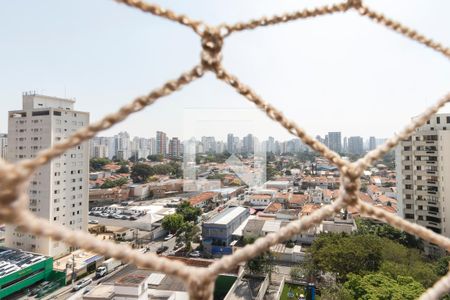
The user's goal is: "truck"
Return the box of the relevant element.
[95,258,122,278]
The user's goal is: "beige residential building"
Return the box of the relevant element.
[396,113,450,255]
[5,93,89,258]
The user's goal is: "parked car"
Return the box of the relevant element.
[29,281,50,296]
[164,234,174,241]
[73,278,92,291]
[156,246,168,254]
[189,251,201,258]
[100,213,109,218]
[88,220,99,224]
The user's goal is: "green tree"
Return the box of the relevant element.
[309,233,383,282]
[90,158,111,171]
[178,222,200,253]
[245,251,276,278]
[161,214,184,234]
[100,177,128,189]
[356,219,421,249]
[116,165,130,173]
[343,273,424,300]
[147,154,163,162]
[290,266,305,281]
[243,237,276,279]
[131,163,154,183]
[435,256,450,276]
[176,201,202,223]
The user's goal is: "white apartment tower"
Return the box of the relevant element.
[0,133,7,160]
[6,93,89,258]
[396,114,450,256]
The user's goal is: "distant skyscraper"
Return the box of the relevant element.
[0,133,7,160]
[243,134,254,153]
[156,131,167,156]
[168,137,181,158]
[114,131,131,160]
[267,136,275,153]
[347,136,364,155]
[6,93,89,258]
[201,136,216,153]
[227,133,235,153]
[343,136,348,153]
[369,136,377,151]
[397,114,450,256]
[149,137,156,155]
[327,132,342,153]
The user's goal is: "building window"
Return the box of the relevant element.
[32,110,50,116]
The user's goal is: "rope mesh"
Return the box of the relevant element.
[1,0,450,299]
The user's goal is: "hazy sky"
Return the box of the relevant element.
[1,0,449,141]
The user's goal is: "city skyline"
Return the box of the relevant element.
[1,0,449,140]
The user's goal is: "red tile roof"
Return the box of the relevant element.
[188,192,218,206]
[264,202,283,213]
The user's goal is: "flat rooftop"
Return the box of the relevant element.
[0,247,48,279]
[206,206,247,225]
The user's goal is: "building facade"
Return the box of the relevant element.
[6,93,89,258]
[0,133,7,160]
[168,137,181,159]
[156,131,167,156]
[369,136,377,151]
[396,114,450,255]
[348,136,364,155]
[327,132,342,153]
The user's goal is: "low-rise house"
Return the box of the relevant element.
[264,180,291,191]
[322,217,357,234]
[202,207,249,255]
[300,204,321,217]
[264,202,283,214]
[242,219,265,240]
[367,184,382,200]
[188,192,219,210]
[274,192,291,204]
[288,194,308,208]
[276,209,300,221]
[249,194,273,206]
[89,187,130,205]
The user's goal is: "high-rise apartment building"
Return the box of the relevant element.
[6,93,89,258]
[156,131,167,156]
[0,133,7,160]
[343,136,348,153]
[327,132,342,153]
[168,137,181,158]
[227,133,235,153]
[396,114,450,255]
[201,136,216,153]
[348,136,364,155]
[369,136,377,151]
[243,134,254,154]
[267,136,275,153]
[149,137,156,155]
[114,131,131,160]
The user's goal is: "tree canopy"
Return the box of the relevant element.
[90,158,111,171]
[100,177,128,189]
[309,233,383,281]
[356,219,422,249]
[343,273,424,300]
[176,201,202,223]
[161,213,184,234]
